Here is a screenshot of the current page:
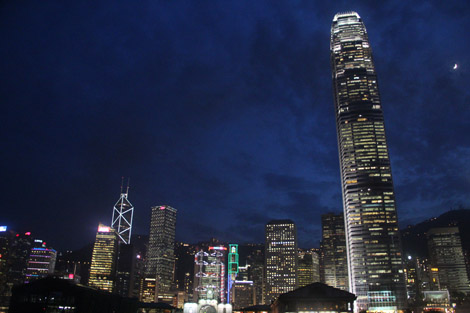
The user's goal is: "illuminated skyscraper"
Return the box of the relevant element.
[330,12,406,311]
[427,227,470,294]
[88,224,118,292]
[264,220,297,304]
[112,182,134,245]
[24,244,57,283]
[143,205,177,303]
[193,246,227,303]
[320,213,348,291]
[298,249,315,288]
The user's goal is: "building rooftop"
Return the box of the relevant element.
[277,282,356,302]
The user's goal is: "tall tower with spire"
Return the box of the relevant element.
[330,11,406,312]
[112,178,134,245]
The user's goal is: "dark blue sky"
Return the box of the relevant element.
[1,1,469,251]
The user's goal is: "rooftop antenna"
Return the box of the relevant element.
[126,177,130,195]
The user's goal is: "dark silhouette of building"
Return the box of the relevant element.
[320,213,348,291]
[9,277,139,313]
[0,228,34,312]
[427,227,470,294]
[271,283,356,313]
[330,11,406,311]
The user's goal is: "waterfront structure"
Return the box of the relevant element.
[264,220,298,304]
[320,213,348,291]
[89,224,118,292]
[330,11,406,311]
[427,227,470,294]
[9,277,140,313]
[24,246,57,283]
[271,283,356,313]
[143,205,177,302]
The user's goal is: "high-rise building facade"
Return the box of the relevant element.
[427,227,470,294]
[298,249,314,288]
[143,205,177,303]
[89,224,118,292]
[0,228,33,312]
[246,244,264,305]
[330,12,406,311]
[193,246,227,302]
[310,248,321,283]
[24,246,57,283]
[320,213,348,291]
[112,184,134,245]
[264,220,298,304]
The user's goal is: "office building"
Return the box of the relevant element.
[0,228,34,312]
[264,220,298,304]
[310,248,320,283]
[193,246,227,302]
[246,244,265,305]
[112,183,134,245]
[233,280,254,309]
[330,11,406,311]
[24,244,57,283]
[427,227,470,294]
[143,205,177,302]
[330,12,406,312]
[88,224,118,292]
[298,249,314,288]
[320,213,348,291]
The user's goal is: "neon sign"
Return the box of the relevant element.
[98,226,110,232]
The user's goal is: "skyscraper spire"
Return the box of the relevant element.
[330,11,406,312]
[111,178,134,245]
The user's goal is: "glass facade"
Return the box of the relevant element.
[24,247,57,283]
[143,205,177,302]
[427,227,470,294]
[330,11,406,311]
[88,224,118,292]
[264,220,298,304]
[320,213,348,291]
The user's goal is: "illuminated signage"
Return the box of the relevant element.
[209,246,227,251]
[160,206,166,210]
[25,232,31,236]
[98,226,110,232]
[68,274,74,279]
[0,226,7,232]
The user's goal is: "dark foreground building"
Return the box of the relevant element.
[330,11,406,312]
[271,283,356,313]
[9,277,139,313]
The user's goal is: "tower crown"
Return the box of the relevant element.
[333,11,360,22]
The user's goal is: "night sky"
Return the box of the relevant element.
[1,1,469,251]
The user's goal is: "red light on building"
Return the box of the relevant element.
[68,274,74,279]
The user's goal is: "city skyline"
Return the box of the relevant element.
[1,1,469,252]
